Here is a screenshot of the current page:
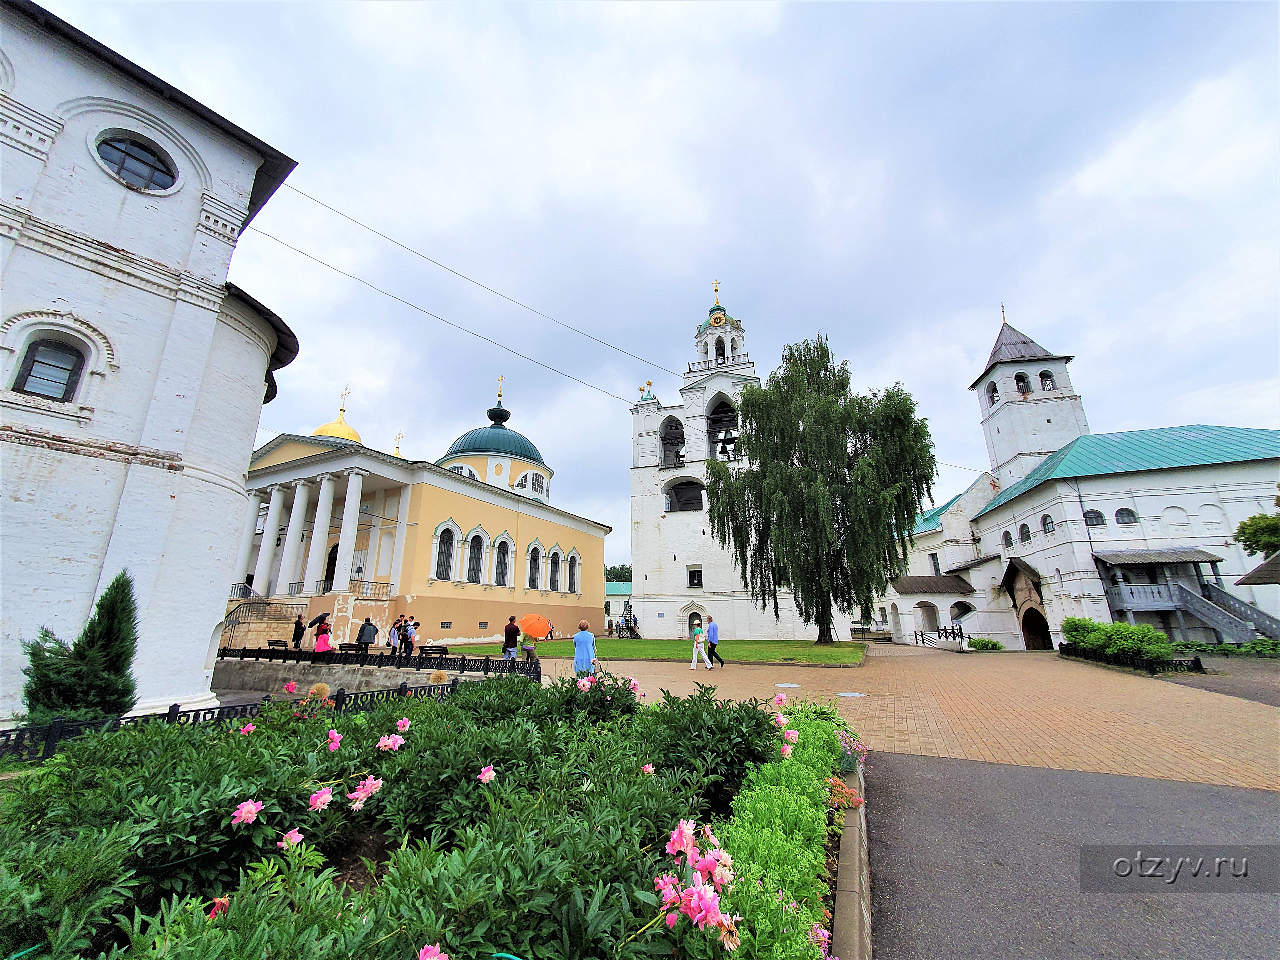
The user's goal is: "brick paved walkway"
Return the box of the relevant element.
[546,643,1280,790]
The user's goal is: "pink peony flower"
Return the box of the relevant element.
[377,734,405,751]
[783,729,799,744]
[477,764,496,784]
[780,743,794,758]
[665,819,697,861]
[772,713,789,727]
[230,799,263,826]
[642,763,655,775]
[346,775,383,811]
[418,945,450,960]
[326,729,342,752]
[576,677,591,692]
[627,677,640,693]
[207,896,229,919]
[396,717,411,732]
[665,911,679,929]
[276,827,303,849]
[238,723,255,735]
[284,681,297,694]
[772,692,787,707]
[308,787,332,811]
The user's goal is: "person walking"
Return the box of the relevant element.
[706,616,726,667]
[690,622,712,670]
[314,615,332,653]
[402,618,416,656]
[503,615,520,661]
[291,614,305,650]
[573,619,596,675]
[356,616,378,648]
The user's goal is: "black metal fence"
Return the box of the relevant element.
[1058,641,1204,675]
[914,624,965,647]
[216,644,542,680]
[0,675,489,765]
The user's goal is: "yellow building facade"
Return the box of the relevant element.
[229,395,609,647]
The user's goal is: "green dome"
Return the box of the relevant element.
[439,402,546,465]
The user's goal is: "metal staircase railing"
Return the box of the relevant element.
[1170,583,1255,645]
[223,600,309,647]
[1202,583,1280,640]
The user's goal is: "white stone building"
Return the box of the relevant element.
[881,319,1280,650]
[0,1,298,719]
[629,294,857,641]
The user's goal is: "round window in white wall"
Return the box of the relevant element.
[94,132,178,193]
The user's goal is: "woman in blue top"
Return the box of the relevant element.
[573,619,597,675]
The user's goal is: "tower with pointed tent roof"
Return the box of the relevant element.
[969,311,1090,487]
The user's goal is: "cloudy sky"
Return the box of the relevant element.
[50,1,1279,563]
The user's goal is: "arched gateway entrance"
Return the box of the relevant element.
[1021,608,1052,650]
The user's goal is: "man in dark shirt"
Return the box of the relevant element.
[503,616,521,660]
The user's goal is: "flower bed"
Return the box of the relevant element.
[1,675,862,960]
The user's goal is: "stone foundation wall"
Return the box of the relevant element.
[212,657,480,697]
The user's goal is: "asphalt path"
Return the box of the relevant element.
[866,753,1280,960]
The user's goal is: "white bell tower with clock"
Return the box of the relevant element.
[627,285,857,641]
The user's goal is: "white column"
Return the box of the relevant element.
[233,490,263,588]
[276,480,312,594]
[331,470,366,592]
[252,484,286,595]
[302,473,337,592]
[389,484,412,594]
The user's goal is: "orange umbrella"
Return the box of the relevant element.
[519,613,552,638]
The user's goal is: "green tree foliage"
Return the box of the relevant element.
[706,336,936,643]
[605,563,633,582]
[21,570,139,724]
[1234,487,1280,556]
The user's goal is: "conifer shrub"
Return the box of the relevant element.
[21,570,138,725]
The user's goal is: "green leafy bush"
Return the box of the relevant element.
[0,675,851,959]
[1060,618,1178,666]
[966,637,1004,651]
[21,570,139,725]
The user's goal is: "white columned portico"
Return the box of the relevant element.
[389,483,412,594]
[234,490,263,588]
[332,470,367,592]
[302,473,337,592]
[252,484,286,595]
[276,480,312,595]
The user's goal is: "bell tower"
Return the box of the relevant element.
[969,311,1089,486]
[692,280,747,370]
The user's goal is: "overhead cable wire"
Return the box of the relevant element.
[245,225,633,404]
[280,183,681,376]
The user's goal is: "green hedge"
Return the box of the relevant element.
[966,637,1004,651]
[1061,617,1177,665]
[1,675,852,960]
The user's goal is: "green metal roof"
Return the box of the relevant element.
[913,490,965,536]
[605,582,632,596]
[440,402,546,466]
[973,425,1280,519]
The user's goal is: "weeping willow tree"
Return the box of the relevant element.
[706,337,936,644]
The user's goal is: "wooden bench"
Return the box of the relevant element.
[265,639,288,649]
[337,643,366,653]
[417,645,450,657]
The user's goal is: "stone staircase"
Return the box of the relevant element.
[221,599,308,648]
[1170,584,1259,645]
[1203,582,1280,641]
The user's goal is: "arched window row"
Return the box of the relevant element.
[428,525,582,593]
[985,369,1062,409]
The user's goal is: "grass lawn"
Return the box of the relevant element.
[472,637,866,664]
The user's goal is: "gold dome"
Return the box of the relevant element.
[312,407,361,443]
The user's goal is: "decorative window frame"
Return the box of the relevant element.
[491,532,516,587]
[89,127,183,197]
[430,518,463,582]
[0,310,117,423]
[547,545,564,593]
[565,548,582,595]
[462,524,490,584]
[526,538,545,591]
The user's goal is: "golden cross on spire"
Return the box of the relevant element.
[393,430,404,456]
[713,279,720,305]
[338,384,351,413]
[497,374,504,400]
